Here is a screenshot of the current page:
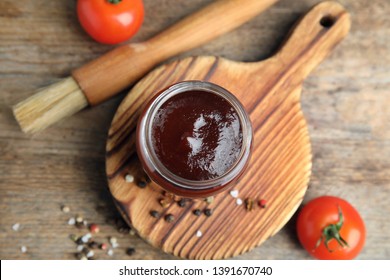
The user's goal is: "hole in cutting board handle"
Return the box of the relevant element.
[320,15,336,28]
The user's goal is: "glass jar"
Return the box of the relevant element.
[136,81,252,198]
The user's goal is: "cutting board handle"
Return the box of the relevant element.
[275,1,350,82]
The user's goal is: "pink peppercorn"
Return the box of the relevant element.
[259,199,267,208]
[89,223,100,234]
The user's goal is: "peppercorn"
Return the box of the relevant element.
[76,237,85,245]
[204,209,213,217]
[99,243,108,250]
[159,199,171,208]
[137,180,147,188]
[258,199,267,208]
[75,252,86,260]
[165,214,175,223]
[124,174,134,183]
[88,241,99,249]
[75,215,83,223]
[193,209,202,216]
[230,190,239,198]
[126,247,136,256]
[69,234,78,243]
[205,196,214,204]
[109,236,117,245]
[178,199,187,207]
[245,198,254,211]
[150,210,160,218]
[89,223,100,234]
[61,205,70,213]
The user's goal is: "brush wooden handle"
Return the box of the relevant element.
[72,0,279,106]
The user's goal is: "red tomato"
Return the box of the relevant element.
[296,196,366,260]
[77,0,144,44]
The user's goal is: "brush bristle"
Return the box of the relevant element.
[12,77,88,134]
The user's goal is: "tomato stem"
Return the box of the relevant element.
[315,205,349,252]
[107,0,122,4]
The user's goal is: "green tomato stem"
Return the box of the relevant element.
[314,205,349,252]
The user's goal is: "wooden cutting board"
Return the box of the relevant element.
[106,1,350,260]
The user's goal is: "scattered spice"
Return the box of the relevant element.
[75,252,86,260]
[196,230,202,238]
[258,199,267,208]
[193,209,202,216]
[163,191,175,200]
[69,234,78,243]
[68,217,76,226]
[75,215,84,228]
[66,208,138,260]
[165,214,175,223]
[245,198,254,211]
[109,236,117,244]
[150,210,160,218]
[109,236,119,248]
[230,190,239,198]
[126,247,136,256]
[86,250,94,259]
[89,223,100,234]
[88,241,99,249]
[204,209,213,217]
[76,237,85,245]
[20,246,27,253]
[178,199,188,207]
[205,196,214,204]
[81,233,92,243]
[12,223,21,232]
[61,205,70,213]
[125,174,134,183]
[75,222,84,229]
[236,198,243,206]
[75,215,83,223]
[159,198,171,208]
[137,180,147,188]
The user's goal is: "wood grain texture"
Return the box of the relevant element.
[106,2,349,259]
[1,0,390,260]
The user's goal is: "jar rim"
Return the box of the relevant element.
[137,81,253,191]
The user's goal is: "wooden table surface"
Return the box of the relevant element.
[1,0,389,260]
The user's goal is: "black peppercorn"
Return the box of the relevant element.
[137,181,147,188]
[150,210,160,218]
[126,247,136,256]
[178,199,187,207]
[204,208,213,217]
[193,209,202,216]
[165,214,175,223]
